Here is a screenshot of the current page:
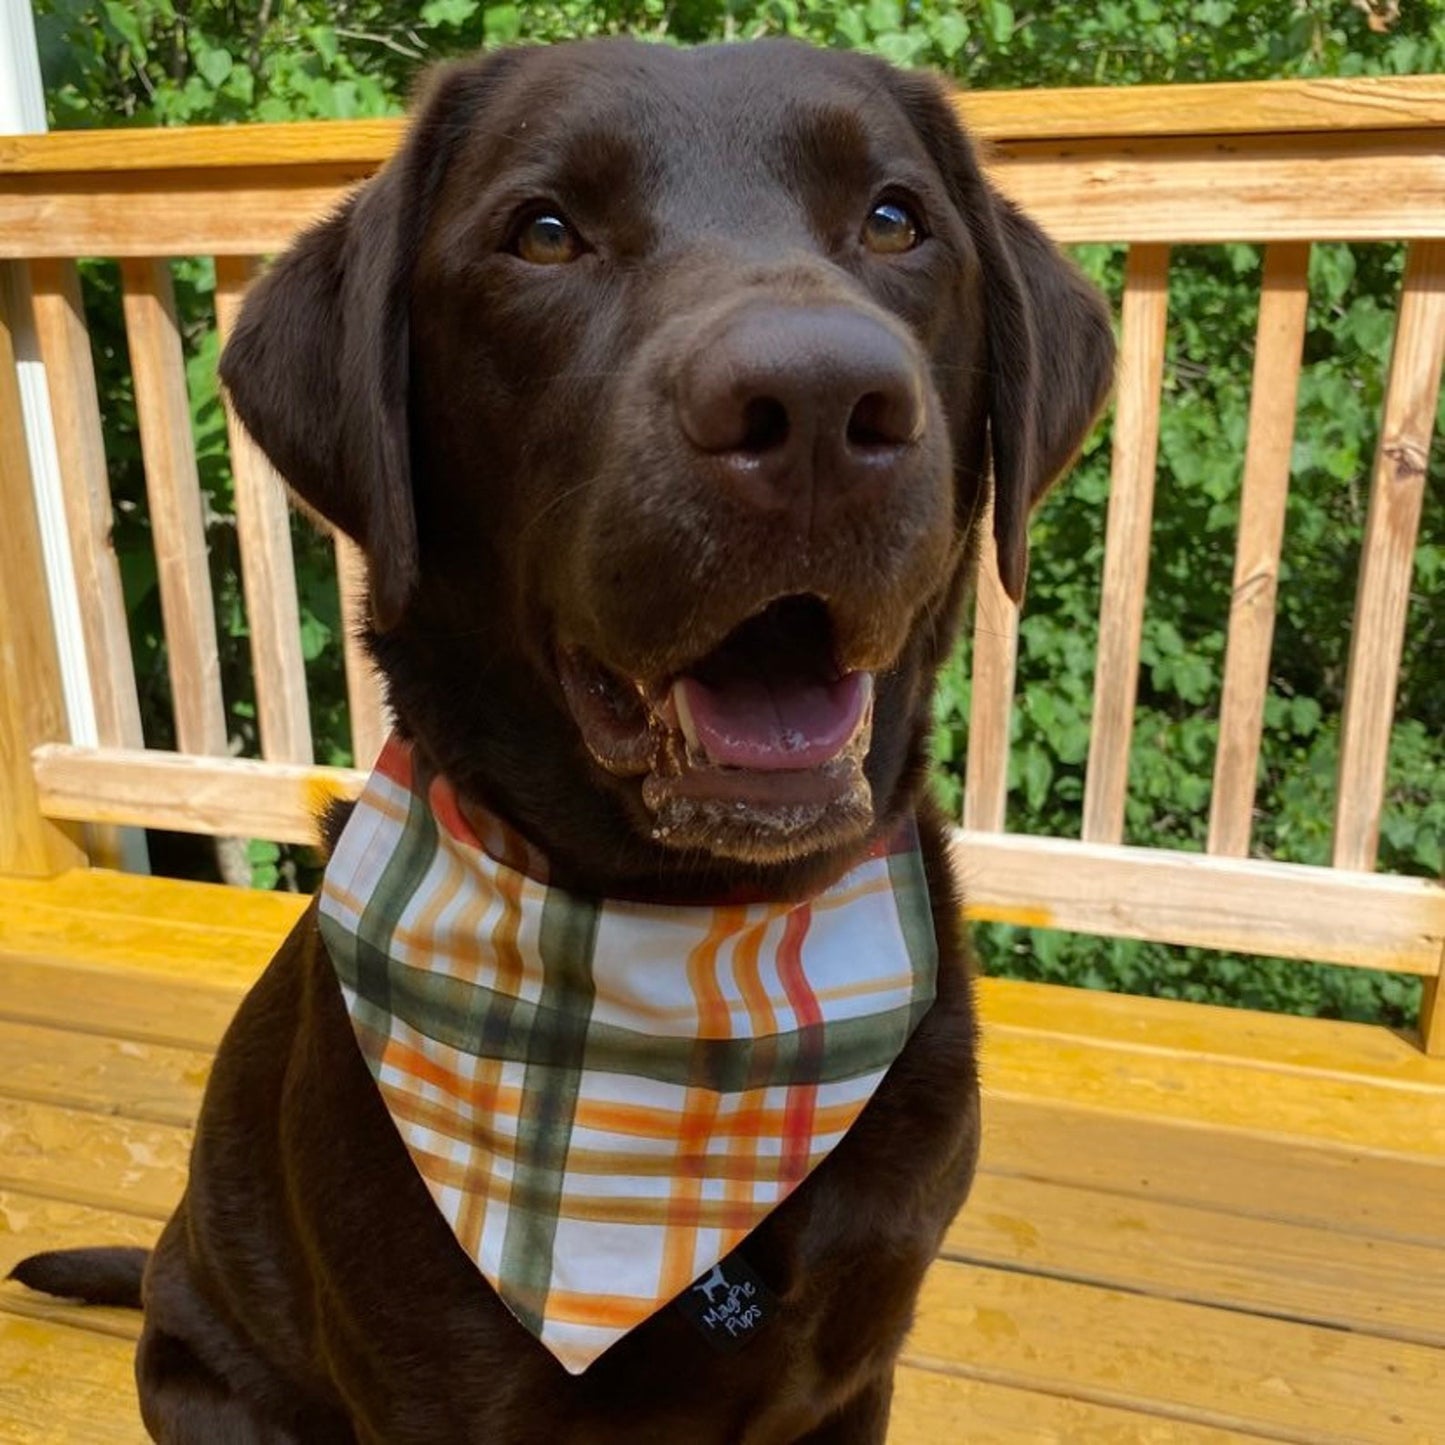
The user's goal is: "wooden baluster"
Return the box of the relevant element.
[336,536,388,771]
[963,508,1018,835]
[120,258,229,760]
[1208,243,1311,858]
[1421,966,1445,1059]
[1082,244,1170,845]
[0,264,85,875]
[1333,240,1445,873]
[213,256,313,766]
[28,259,144,752]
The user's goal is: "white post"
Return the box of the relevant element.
[0,0,99,749]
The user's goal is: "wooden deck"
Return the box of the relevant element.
[0,870,1440,1442]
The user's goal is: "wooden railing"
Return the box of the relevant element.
[1,76,1442,1049]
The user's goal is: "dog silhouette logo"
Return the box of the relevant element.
[692,1263,730,1304]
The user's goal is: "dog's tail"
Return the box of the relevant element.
[7,1247,149,1309]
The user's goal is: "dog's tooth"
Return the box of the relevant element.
[672,680,703,753]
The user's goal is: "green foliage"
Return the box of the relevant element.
[32,0,1445,1025]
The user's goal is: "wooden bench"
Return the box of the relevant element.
[2,75,1444,1441]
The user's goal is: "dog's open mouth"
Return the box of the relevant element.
[558,595,877,859]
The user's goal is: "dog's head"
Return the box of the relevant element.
[222,40,1112,898]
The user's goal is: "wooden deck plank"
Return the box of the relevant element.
[982,1096,1445,1247]
[0,1020,210,1127]
[0,1099,189,1220]
[889,1365,1251,1443]
[907,1262,1445,1445]
[980,1030,1445,1157]
[0,868,305,936]
[0,1316,145,1444]
[0,1277,143,1344]
[0,955,242,1053]
[0,1191,160,1267]
[948,1173,1445,1347]
[983,976,1445,1087]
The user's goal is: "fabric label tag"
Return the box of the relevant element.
[674,1251,777,1351]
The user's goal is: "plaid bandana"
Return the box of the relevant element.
[319,736,937,1374]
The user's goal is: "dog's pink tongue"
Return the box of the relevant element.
[672,671,872,772]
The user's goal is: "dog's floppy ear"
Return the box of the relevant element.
[883,68,1115,602]
[219,55,518,630]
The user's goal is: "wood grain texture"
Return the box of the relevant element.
[120,259,228,760]
[962,525,1017,835]
[0,864,304,940]
[980,1023,1445,1158]
[948,1172,1445,1347]
[27,260,143,752]
[0,956,245,1054]
[954,828,1445,975]
[982,974,1445,1088]
[1208,243,1310,859]
[0,1018,210,1127]
[335,536,388,770]
[0,1097,189,1219]
[889,1364,1249,1444]
[1334,240,1445,873]
[985,129,1445,245]
[0,268,84,876]
[982,1095,1445,1248]
[213,256,313,766]
[953,74,1445,142]
[1423,961,1445,1059]
[906,1260,1445,1444]
[4,129,1445,258]
[0,1316,146,1444]
[31,743,362,847]
[0,169,360,259]
[1083,244,1170,845]
[0,1191,162,1270]
[1,78,1442,179]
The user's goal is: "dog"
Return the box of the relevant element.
[12,37,1112,1443]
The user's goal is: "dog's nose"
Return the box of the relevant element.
[676,305,925,520]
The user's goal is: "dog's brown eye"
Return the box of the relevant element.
[514,213,583,266]
[862,200,922,255]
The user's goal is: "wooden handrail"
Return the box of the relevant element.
[1,75,1443,179]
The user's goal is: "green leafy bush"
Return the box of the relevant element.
[32,0,1444,1026]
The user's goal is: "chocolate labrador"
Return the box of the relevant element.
[13,37,1112,1443]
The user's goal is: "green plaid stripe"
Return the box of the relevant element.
[498,886,599,1332]
[327,951,926,1093]
[339,768,442,1046]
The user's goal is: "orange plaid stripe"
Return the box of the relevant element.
[322,735,936,1373]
